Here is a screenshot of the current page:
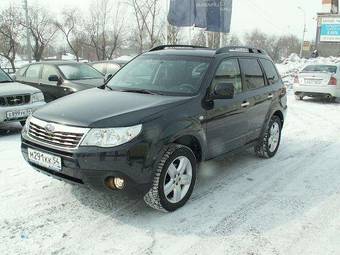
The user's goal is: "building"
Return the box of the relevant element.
[316,0,340,56]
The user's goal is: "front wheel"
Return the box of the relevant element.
[255,115,282,158]
[144,144,197,212]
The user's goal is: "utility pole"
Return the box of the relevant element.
[23,0,32,63]
[298,6,307,58]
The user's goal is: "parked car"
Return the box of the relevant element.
[16,61,105,102]
[293,63,340,101]
[21,45,287,212]
[90,59,130,76]
[0,67,45,126]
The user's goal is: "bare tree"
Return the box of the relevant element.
[167,24,181,44]
[85,0,124,61]
[56,8,85,62]
[22,6,58,61]
[131,0,162,53]
[0,6,22,70]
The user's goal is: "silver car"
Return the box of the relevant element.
[0,67,45,126]
[293,63,340,101]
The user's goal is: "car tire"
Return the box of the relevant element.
[143,144,197,212]
[255,115,282,159]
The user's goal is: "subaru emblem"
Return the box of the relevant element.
[45,124,55,134]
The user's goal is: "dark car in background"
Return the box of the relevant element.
[16,61,105,102]
[90,59,130,76]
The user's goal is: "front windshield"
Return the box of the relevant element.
[107,55,211,96]
[302,65,337,74]
[0,68,12,83]
[58,64,103,80]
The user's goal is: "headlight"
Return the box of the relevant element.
[81,124,142,147]
[31,92,45,103]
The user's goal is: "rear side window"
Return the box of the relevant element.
[260,59,280,85]
[239,58,265,90]
[25,64,41,79]
[213,58,242,94]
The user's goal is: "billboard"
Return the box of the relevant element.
[168,0,233,33]
[320,16,340,42]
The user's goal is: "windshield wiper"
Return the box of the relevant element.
[118,88,162,95]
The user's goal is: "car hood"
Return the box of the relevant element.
[0,81,40,96]
[33,88,192,128]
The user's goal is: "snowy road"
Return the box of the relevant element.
[1,94,340,255]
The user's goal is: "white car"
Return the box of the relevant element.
[0,67,45,126]
[293,63,340,101]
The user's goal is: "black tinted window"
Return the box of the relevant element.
[260,59,279,85]
[239,58,265,90]
[213,59,242,94]
[26,64,41,79]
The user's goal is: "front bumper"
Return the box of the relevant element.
[0,102,45,123]
[293,84,339,97]
[21,136,158,194]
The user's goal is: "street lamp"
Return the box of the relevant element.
[298,6,307,58]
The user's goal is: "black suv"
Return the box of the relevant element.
[21,45,287,212]
[16,61,105,102]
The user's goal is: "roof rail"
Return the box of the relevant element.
[149,45,208,52]
[216,46,266,55]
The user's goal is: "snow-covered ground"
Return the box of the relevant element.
[1,93,340,255]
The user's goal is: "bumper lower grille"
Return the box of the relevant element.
[28,118,88,149]
[0,94,30,106]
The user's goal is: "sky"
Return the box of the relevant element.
[0,0,322,41]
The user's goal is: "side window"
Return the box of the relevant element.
[106,63,120,75]
[239,58,265,91]
[260,59,280,85]
[92,63,106,74]
[41,65,59,82]
[213,58,242,94]
[17,66,28,77]
[25,64,41,79]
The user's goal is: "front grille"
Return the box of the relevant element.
[0,94,30,106]
[28,118,88,149]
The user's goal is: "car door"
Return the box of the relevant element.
[40,64,67,102]
[22,64,42,89]
[238,58,273,142]
[205,58,249,158]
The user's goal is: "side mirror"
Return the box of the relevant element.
[104,73,113,82]
[211,82,234,100]
[48,75,60,82]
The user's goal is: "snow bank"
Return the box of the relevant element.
[276,53,340,86]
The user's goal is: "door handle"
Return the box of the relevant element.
[268,94,274,99]
[241,101,250,108]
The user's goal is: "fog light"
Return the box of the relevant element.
[114,177,125,190]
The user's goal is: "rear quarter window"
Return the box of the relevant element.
[260,59,280,85]
[239,58,265,90]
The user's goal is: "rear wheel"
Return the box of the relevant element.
[144,144,197,212]
[255,115,282,159]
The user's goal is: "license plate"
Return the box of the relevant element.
[304,79,322,85]
[6,109,32,120]
[28,148,62,172]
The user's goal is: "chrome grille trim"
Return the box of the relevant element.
[0,94,31,106]
[27,117,89,150]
